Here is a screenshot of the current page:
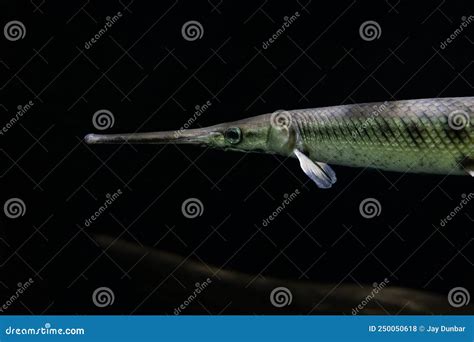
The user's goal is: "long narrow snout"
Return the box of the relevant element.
[85,114,273,154]
[84,126,222,146]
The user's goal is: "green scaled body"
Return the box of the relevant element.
[291,97,473,175]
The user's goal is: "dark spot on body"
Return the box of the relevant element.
[443,126,468,147]
[405,123,425,148]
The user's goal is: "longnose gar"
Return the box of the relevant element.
[85,97,474,189]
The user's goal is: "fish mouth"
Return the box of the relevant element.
[84,126,223,146]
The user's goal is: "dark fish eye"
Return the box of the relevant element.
[224,127,242,144]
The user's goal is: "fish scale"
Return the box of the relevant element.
[291,98,473,174]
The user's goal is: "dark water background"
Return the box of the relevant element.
[1,0,472,313]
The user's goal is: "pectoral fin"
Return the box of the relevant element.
[294,149,337,189]
[461,158,474,176]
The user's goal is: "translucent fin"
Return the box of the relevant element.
[294,149,337,189]
[461,158,474,176]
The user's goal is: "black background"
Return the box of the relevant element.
[1,0,473,314]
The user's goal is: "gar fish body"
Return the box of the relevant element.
[85,97,474,188]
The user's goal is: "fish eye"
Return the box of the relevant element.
[224,127,242,144]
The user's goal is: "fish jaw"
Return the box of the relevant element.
[84,127,222,146]
[84,114,274,154]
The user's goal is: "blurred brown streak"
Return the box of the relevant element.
[94,235,472,314]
